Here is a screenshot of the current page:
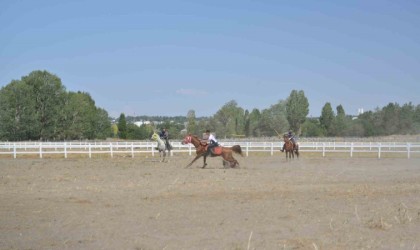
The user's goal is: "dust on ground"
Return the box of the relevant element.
[1,155,420,250]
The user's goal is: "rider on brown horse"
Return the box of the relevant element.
[281,130,297,152]
[205,129,219,156]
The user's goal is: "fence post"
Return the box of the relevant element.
[378,143,381,159]
[131,143,134,158]
[350,143,354,158]
[13,143,16,159]
[270,143,273,156]
[64,142,67,158]
[189,144,192,156]
[89,144,92,158]
[110,143,113,158]
[407,143,411,159]
[322,143,325,157]
[39,143,43,159]
[246,142,249,157]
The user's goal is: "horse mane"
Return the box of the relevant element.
[189,134,208,146]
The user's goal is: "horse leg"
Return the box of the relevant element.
[186,153,205,168]
[202,155,208,168]
[223,153,238,168]
[231,158,239,168]
[222,159,229,168]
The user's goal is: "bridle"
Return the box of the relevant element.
[182,135,192,144]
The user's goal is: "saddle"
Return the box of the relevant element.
[211,146,223,155]
[204,145,223,156]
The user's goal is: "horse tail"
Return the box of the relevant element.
[231,145,243,156]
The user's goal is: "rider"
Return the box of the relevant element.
[281,130,297,152]
[205,129,219,155]
[159,128,172,150]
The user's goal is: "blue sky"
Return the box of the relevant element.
[1,0,419,118]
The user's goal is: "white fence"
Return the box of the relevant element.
[1,141,420,159]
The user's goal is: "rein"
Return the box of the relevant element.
[184,135,208,150]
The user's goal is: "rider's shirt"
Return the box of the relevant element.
[208,134,218,145]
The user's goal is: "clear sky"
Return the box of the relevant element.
[1,0,419,118]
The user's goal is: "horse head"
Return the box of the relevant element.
[182,134,192,145]
[151,132,159,141]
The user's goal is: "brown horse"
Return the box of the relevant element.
[182,134,243,168]
[282,134,299,160]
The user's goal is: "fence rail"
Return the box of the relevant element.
[1,141,420,159]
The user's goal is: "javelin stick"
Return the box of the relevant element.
[273,129,282,137]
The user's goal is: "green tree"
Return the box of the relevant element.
[127,124,149,139]
[248,108,262,137]
[346,119,365,137]
[301,118,324,137]
[398,102,414,134]
[358,111,377,137]
[382,103,400,135]
[0,70,111,141]
[244,110,250,137]
[186,109,197,135]
[334,104,349,136]
[118,113,127,139]
[111,124,119,138]
[0,80,37,140]
[259,100,289,137]
[319,102,335,136]
[213,100,245,138]
[62,91,97,139]
[196,119,209,137]
[414,105,420,133]
[286,90,309,135]
[22,70,67,140]
[94,108,112,139]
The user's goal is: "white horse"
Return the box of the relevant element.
[151,132,169,162]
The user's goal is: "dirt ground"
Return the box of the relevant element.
[1,154,420,250]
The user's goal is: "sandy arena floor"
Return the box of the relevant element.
[1,154,420,250]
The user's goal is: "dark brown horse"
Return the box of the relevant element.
[182,134,243,168]
[282,134,299,159]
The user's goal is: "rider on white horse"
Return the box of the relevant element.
[159,128,172,150]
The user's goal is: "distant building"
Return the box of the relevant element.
[352,108,365,120]
[134,120,151,127]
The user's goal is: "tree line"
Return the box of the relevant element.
[116,90,310,140]
[302,102,420,137]
[118,93,419,140]
[1,70,419,141]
